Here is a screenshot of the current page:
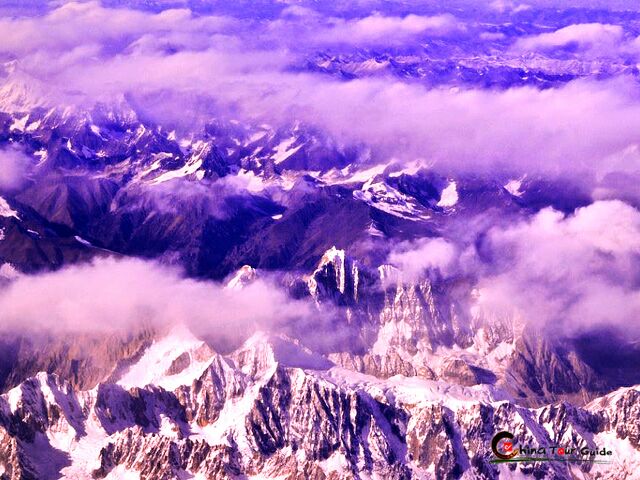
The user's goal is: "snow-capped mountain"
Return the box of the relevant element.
[1,323,639,479]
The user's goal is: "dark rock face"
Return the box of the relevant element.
[0,328,155,393]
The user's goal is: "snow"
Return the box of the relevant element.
[9,114,28,132]
[336,164,387,184]
[307,246,346,297]
[133,158,162,182]
[26,119,41,132]
[149,148,204,184]
[0,197,19,218]
[191,384,259,446]
[34,148,48,165]
[226,265,256,290]
[494,466,537,479]
[321,246,346,293]
[367,222,385,237]
[118,325,213,390]
[0,263,19,280]
[236,169,266,193]
[590,431,640,477]
[587,385,639,410]
[358,58,390,72]
[437,181,459,207]
[319,451,351,475]
[354,180,430,221]
[271,214,283,220]
[236,332,332,376]
[505,178,523,196]
[158,414,181,440]
[247,131,267,143]
[377,264,400,286]
[272,136,301,164]
[327,366,501,410]
[387,161,423,178]
[0,75,51,113]
[6,385,22,413]
[37,377,80,453]
[103,465,140,480]
[59,400,113,480]
[74,236,92,247]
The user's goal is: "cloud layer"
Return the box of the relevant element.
[2,2,640,177]
[477,200,640,335]
[1,0,639,346]
[0,146,30,191]
[0,258,312,339]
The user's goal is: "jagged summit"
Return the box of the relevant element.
[1,323,639,479]
[224,265,258,290]
[232,331,333,377]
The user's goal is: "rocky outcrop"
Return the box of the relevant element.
[0,331,638,480]
[0,327,155,393]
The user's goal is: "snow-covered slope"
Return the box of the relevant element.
[0,325,639,479]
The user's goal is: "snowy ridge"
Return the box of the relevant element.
[0,326,639,479]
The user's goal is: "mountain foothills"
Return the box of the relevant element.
[1,0,640,479]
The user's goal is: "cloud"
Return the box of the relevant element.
[44,57,640,177]
[214,75,640,176]
[129,175,276,220]
[387,238,458,281]
[2,2,640,181]
[0,146,31,191]
[0,1,236,57]
[313,14,461,45]
[475,200,640,335]
[489,1,531,13]
[0,257,314,341]
[514,23,625,55]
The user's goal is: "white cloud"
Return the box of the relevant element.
[0,146,31,191]
[477,200,640,334]
[0,258,314,339]
[388,238,457,280]
[489,0,531,13]
[1,2,640,180]
[514,23,625,55]
[314,14,461,45]
[0,1,237,56]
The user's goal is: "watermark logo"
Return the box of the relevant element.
[490,431,613,465]
[491,431,518,460]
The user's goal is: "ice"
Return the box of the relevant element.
[149,156,203,184]
[272,136,301,164]
[9,114,28,132]
[74,236,92,247]
[0,197,19,218]
[118,325,213,390]
[437,181,459,207]
[505,178,524,196]
[354,180,431,221]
